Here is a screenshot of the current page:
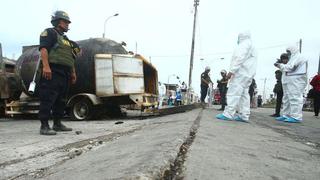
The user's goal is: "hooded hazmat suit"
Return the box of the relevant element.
[278,46,308,121]
[222,32,257,121]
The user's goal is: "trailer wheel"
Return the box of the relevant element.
[70,98,93,120]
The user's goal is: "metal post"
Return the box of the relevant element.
[299,39,302,53]
[0,43,2,61]
[318,54,320,74]
[263,78,267,104]
[187,0,199,104]
[135,42,138,54]
[0,43,2,70]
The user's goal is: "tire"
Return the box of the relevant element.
[70,98,94,120]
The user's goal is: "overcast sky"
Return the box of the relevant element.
[1,0,320,99]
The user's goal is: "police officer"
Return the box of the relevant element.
[217,69,228,110]
[38,10,79,135]
[200,66,213,105]
[271,70,283,117]
[270,53,288,117]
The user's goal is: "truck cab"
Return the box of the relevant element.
[0,43,22,116]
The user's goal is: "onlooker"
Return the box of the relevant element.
[274,46,308,123]
[249,78,257,107]
[310,73,320,116]
[251,90,258,108]
[176,90,182,106]
[216,31,257,122]
[217,69,228,110]
[257,95,263,107]
[168,93,174,106]
[271,69,284,117]
[200,66,213,105]
[181,81,187,105]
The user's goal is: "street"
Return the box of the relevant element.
[0,107,319,180]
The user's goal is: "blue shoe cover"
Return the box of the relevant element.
[275,116,287,121]
[216,114,231,121]
[234,116,249,123]
[283,117,301,123]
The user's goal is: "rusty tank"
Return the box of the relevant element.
[15,38,127,98]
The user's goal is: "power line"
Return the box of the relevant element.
[149,41,297,59]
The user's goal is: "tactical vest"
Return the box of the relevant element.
[48,32,74,68]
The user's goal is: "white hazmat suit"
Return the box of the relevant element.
[222,32,257,121]
[278,46,308,121]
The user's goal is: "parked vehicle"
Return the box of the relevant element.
[0,39,159,120]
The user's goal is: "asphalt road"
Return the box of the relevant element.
[0,106,319,180]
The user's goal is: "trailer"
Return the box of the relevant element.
[67,53,158,120]
[0,39,159,120]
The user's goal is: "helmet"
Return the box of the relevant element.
[220,69,227,74]
[280,53,288,60]
[205,66,210,71]
[51,10,71,26]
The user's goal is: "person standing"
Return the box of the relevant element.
[175,90,182,106]
[216,31,257,122]
[38,10,79,135]
[180,81,187,105]
[248,78,257,108]
[310,73,320,116]
[217,69,228,110]
[274,46,308,123]
[257,95,263,107]
[200,66,213,105]
[271,70,284,117]
[274,53,290,119]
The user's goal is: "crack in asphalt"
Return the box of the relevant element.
[2,107,201,180]
[162,109,203,180]
[3,125,145,180]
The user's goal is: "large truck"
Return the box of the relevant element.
[0,38,159,120]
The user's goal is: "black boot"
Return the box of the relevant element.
[53,119,72,131]
[40,125,57,135]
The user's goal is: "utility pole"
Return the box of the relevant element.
[318,54,320,74]
[0,43,3,71]
[135,42,138,54]
[0,43,2,61]
[299,38,302,53]
[187,0,199,104]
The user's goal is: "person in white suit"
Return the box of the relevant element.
[216,31,257,122]
[274,46,308,123]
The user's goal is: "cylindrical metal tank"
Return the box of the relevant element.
[15,38,127,97]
